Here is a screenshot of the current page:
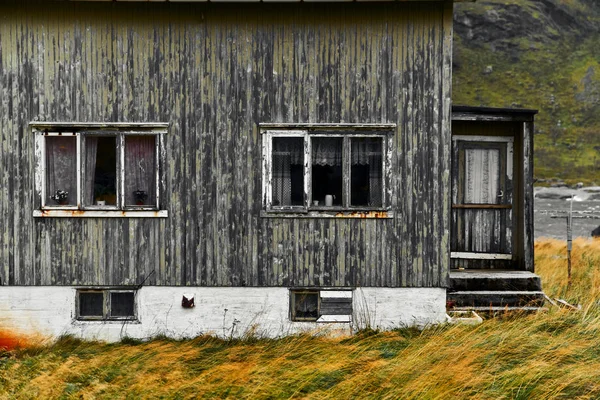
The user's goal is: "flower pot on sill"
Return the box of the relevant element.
[133,190,148,206]
[50,190,69,205]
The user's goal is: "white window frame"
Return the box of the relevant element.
[32,122,168,218]
[261,124,395,217]
[76,288,138,322]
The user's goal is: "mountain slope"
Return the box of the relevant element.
[453,0,600,184]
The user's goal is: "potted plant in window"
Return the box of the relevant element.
[133,190,148,205]
[50,190,69,205]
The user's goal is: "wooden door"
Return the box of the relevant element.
[451,136,514,266]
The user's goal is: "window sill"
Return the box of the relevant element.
[317,315,352,323]
[34,210,168,218]
[260,210,394,219]
[73,319,140,324]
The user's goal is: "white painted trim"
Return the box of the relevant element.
[320,290,352,298]
[506,139,514,181]
[263,131,308,212]
[155,135,161,209]
[36,131,46,208]
[317,315,352,323]
[452,135,514,143]
[305,132,311,209]
[76,134,82,207]
[259,123,396,131]
[119,134,125,209]
[42,131,77,136]
[33,210,168,218]
[450,252,512,260]
[30,122,169,130]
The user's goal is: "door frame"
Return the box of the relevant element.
[451,135,514,261]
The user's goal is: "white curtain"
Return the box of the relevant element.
[464,148,500,204]
[46,136,77,205]
[272,137,303,206]
[312,137,342,166]
[125,136,156,206]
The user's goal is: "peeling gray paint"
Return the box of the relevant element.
[0,1,452,288]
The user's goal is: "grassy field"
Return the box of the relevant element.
[1,239,600,399]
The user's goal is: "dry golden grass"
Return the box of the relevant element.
[1,239,600,399]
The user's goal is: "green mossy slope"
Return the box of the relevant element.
[454,0,600,184]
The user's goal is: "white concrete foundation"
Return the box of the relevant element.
[0,287,446,342]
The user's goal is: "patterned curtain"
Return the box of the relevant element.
[312,137,342,166]
[272,137,303,206]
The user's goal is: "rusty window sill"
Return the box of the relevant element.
[260,210,394,219]
[72,319,141,325]
[33,210,168,218]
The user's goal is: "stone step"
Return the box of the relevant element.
[447,290,546,308]
[449,270,542,292]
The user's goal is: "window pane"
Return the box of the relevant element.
[272,137,304,207]
[464,148,500,204]
[293,292,319,321]
[84,136,117,206]
[125,136,157,206]
[312,137,343,206]
[79,292,104,317]
[45,136,77,206]
[351,137,382,207]
[110,292,135,318]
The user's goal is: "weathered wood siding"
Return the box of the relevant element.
[0,1,452,287]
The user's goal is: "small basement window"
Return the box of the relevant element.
[76,289,137,321]
[262,125,393,214]
[291,291,320,321]
[32,123,168,218]
[290,289,353,322]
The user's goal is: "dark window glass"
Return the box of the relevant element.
[110,292,135,317]
[79,292,104,317]
[85,136,117,206]
[293,292,319,321]
[351,137,382,207]
[272,137,304,206]
[312,137,343,206]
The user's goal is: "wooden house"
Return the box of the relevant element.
[0,0,539,341]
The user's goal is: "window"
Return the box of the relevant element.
[76,289,137,321]
[33,123,167,217]
[291,291,320,321]
[290,289,353,322]
[262,125,393,214]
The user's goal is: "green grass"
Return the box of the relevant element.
[1,239,600,399]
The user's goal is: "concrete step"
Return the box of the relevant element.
[447,290,546,308]
[452,306,547,313]
[449,270,542,292]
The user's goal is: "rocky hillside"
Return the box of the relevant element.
[453,0,600,184]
